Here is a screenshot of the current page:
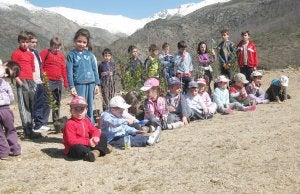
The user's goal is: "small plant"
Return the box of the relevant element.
[42,72,59,112]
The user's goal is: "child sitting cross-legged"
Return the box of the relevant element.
[213,75,256,114]
[196,78,217,114]
[63,96,111,162]
[229,73,252,106]
[245,71,269,104]
[101,96,161,148]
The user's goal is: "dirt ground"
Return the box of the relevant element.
[0,68,299,194]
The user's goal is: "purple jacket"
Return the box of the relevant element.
[0,78,14,106]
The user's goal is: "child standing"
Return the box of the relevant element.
[143,44,160,81]
[196,41,216,95]
[197,78,217,114]
[230,73,252,106]
[174,40,193,94]
[217,29,236,80]
[63,96,111,162]
[0,61,21,160]
[266,75,290,103]
[159,42,175,81]
[101,96,161,147]
[236,31,258,81]
[245,71,269,104]
[11,31,40,139]
[165,77,192,126]
[67,28,100,123]
[213,75,256,114]
[127,45,143,75]
[40,36,69,125]
[98,48,116,108]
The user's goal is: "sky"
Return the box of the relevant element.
[28,0,200,19]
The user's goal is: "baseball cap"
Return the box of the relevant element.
[109,96,131,109]
[234,73,249,84]
[196,78,206,85]
[251,70,262,77]
[140,78,160,91]
[69,96,88,107]
[279,75,288,87]
[168,77,181,86]
[188,81,199,88]
[215,75,230,83]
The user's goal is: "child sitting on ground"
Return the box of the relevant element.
[63,96,111,162]
[165,77,192,126]
[101,96,161,147]
[185,81,212,120]
[245,71,269,104]
[266,75,290,103]
[0,61,21,160]
[213,75,256,114]
[197,78,217,114]
[229,73,252,106]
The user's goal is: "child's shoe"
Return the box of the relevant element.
[106,145,113,154]
[262,99,270,104]
[224,107,234,114]
[84,150,100,162]
[149,125,156,133]
[167,121,184,129]
[147,126,162,146]
[244,105,256,111]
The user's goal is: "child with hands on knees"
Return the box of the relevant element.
[63,96,111,162]
[230,73,252,106]
[101,96,161,148]
[197,78,217,114]
[245,71,269,104]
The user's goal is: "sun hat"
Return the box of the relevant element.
[140,78,160,91]
[215,75,230,83]
[234,73,249,84]
[69,96,88,107]
[109,96,131,109]
[188,81,199,88]
[196,78,207,85]
[251,70,262,77]
[168,77,181,86]
[279,75,288,87]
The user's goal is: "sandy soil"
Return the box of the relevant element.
[0,68,299,194]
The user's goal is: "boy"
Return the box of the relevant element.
[230,73,252,106]
[159,42,175,82]
[11,31,40,139]
[236,31,258,81]
[63,96,111,162]
[165,77,191,125]
[143,44,160,81]
[101,96,161,148]
[174,40,193,94]
[217,29,236,80]
[266,75,290,103]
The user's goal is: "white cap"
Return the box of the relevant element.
[109,96,131,109]
[279,75,288,87]
[251,70,262,77]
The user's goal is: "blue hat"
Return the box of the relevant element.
[188,81,199,88]
[168,77,181,86]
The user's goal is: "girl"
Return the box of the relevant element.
[197,78,217,114]
[245,71,269,104]
[196,41,216,95]
[66,28,100,123]
[141,78,183,131]
[98,48,116,108]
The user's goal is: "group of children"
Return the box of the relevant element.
[0,28,291,161]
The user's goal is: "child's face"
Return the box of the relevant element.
[222,33,229,41]
[218,82,228,89]
[198,84,206,93]
[51,44,61,54]
[28,38,38,50]
[253,76,262,85]
[236,81,245,87]
[178,47,186,54]
[169,84,181,95]
[75,35,88,52]
[131,48,138,58]
[103,53,112,63]
[200,44,207,54]
[150,49,159,57]
[242,33,250,42]
[18,39,29,50]
[163,46,170,54]
[110,107,124,117]
[70,106,87,120]
[189,87,199,96]
[145,87,158,100]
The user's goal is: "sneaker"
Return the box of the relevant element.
[172,121,184,129]
[149,125,156,133]
[84,150,99,162]
[34,126,50,133]
[0,157,8,160]
[147,126,162,146]
[244,105,256,111]
[262,99,270,104]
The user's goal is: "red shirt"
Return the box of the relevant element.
[63,117,101,154]
[236,41,258,68]
[11,48,35,80]
[40,49,69,87]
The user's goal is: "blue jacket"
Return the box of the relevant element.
[66,49,100,88]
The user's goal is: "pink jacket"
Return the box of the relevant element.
[144,96,168,120]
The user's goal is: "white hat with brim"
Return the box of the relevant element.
[216,75,230,83]
[109,96,131,109]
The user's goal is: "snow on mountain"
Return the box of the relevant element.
[0,0,231,35]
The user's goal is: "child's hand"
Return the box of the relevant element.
[90,137,100,147]
[70,88,78,97]
[94,85,100,95]
[168,105,175,112]
[204,108,209,115]
[182,116,188,125]
[126,119,134,125]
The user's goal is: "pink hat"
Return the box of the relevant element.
[197,78,206,85]
[140,78,160,91]
[69,96,88,107]
[215,75,230,83]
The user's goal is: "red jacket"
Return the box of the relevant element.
[63,117,101,154]
[11,48,35,80]
[236,41,258,68]
[40,49,69,87]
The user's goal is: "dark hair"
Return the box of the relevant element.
[177,40,187,49]
[241,31,250,36]
[5,61,21,81]
[162,42,169,49]
[220,28,230,35]
[73,28,91,44]
[27,31,37,40]
[18,31,29,42]
[50,36,62,47]
[197,41,208,54]
[149,44,158,52]
[128,45,137,54]
[102,48,112,56]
